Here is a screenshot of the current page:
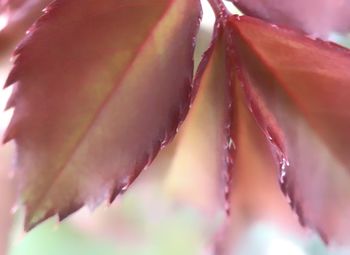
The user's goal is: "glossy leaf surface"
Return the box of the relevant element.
[227,15,350,244]
[4,0,201,230]
[230,0,350,36]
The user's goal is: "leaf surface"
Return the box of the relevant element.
[205,28,301,254]
[227,15,350,244]
[166,23,300,254]
[230,0,350,36]
[4,0,201,230]
[217,72,301,254]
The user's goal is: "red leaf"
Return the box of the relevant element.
[164,27,295,254]
[164,27,230,214]
[198,25,300,254]
[0,0,50,54]
[4,0,201,230]
[227,15,350,244]
[216,73,301,254]
[230,0,350,36]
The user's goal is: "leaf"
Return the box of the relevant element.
[217,72,301,255]
[227,15,350,244]
[230,0,350,36]
[164,26,230,214]
[4,0,201,231]
[0,0,51,54]
[164,23,300,253]
[191,27,300,254]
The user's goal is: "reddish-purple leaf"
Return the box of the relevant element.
[0,0,50,54]
[217,72,301,254]
[201,27,301,254]
[227,15,350,244]
[165,27,230,214]
[230,0,350,36]
[4,0,201,230]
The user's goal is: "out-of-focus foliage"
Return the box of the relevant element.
[230,0,350,37]
[0,143,15,255]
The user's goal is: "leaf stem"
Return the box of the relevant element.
[207,0,230,21]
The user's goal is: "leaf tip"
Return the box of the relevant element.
[4,89,17,110]
[57,203,83,222]
[3,68,18,89]
[108,186,122,204]
[2,126,15,144]
[24,209,54,232]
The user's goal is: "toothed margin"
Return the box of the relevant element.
[4,0,202,230]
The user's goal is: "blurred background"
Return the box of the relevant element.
[1,1,350,255]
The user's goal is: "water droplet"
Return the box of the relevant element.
[161,134,168,148]
[280,169,286,183]
[267,133,273,141]
[279,158,289,183]
[121,184,128,192]
[226,137,236,150]
[119,177,131,194]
